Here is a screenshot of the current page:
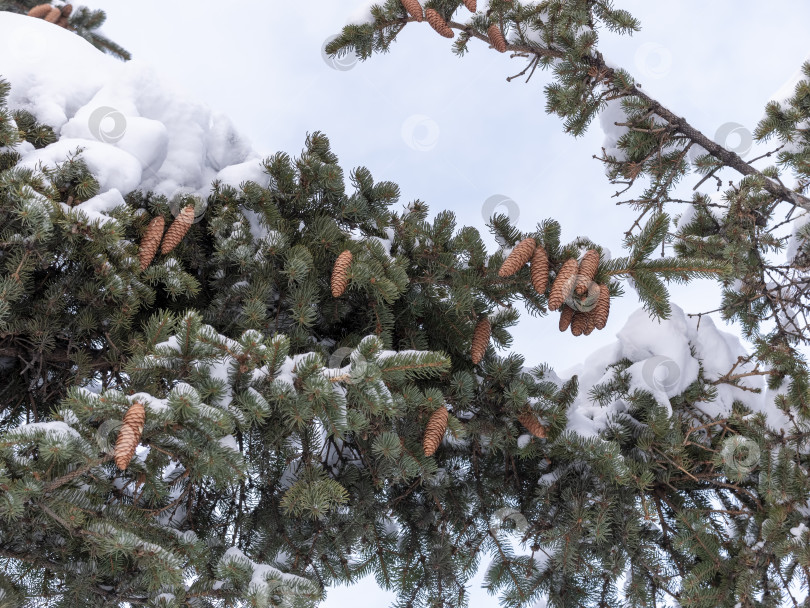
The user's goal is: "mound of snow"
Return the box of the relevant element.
[0,12,268,211]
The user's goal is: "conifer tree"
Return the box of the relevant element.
[0,2,808,607]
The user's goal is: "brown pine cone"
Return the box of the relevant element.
[583,311,596,335]
[463,0,477,11]
[56,15,69,27]
[423,405,448,457]
[160,206,194,254]
[530,245,549,295]
[115,401,146,471]
[488,23,507,52]
[43,6,61,22]
[400,0,423,21]
[498,237,536,278]
[425,8,454,38]
[559,305,575,332]
[593,283,610,329]
[518,412,547,439]
[548,258,578,311]
[331,250,353,297]
[138,216,165,271]
[27,4,52,18]
[471,316,491,364]
[60,3,72,17]
[570,312,587,337]
[574,249,600,295]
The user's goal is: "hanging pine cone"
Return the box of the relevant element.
[114,401,145,471]
[56,3,71,27]
[559,305,574,332]
[331,250,353,297]
[498,237,536,278]
[463,0,477,11]
[570,312,588,337]
[488,23,507,52]
[593,283,610,330]
[471,316,491,364]
[400,0,424,21]
[583,311,596,335]
[138,216,165,271]
[518,412,547,439]
[27,4,52,18]
[43,6,61,22]
[574,249,600,295]
[425,8,454,38]
[530,245,549,295]
[548,258,578,311]
[423,405,448,457]
[160,206,194,254]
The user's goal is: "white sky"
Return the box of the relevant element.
[77,2,810,606]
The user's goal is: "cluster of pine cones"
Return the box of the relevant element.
[27,3,72,28]
[137,206,196,271]
[498,238,611,337]
[399,0,508,52]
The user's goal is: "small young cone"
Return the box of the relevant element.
[44,6,61,22]
[570,312,587,337]
[331,250,353,297]
[56,15,69,27]
[138,216,165,271]
[115,401,146,471]
[574,249,600,295]
[518,412,547,439]
[530,245,549,295]
[60,3,72,17]
[423,405,448,457]
[498,238,536,278]
[471,316,491,364]
[548,258,578,311]
[463,0,477,11]
[559,305,575,332]
[425,8,454,38]
[160,206,194,254]
[400,0,423,21]
[27,4,52,18]
[488,23,507,52]
[593,283,610,330]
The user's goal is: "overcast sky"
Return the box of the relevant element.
[77,2,810,605]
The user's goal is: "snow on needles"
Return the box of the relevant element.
[0,12,267,214]
[561,303,790,439]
